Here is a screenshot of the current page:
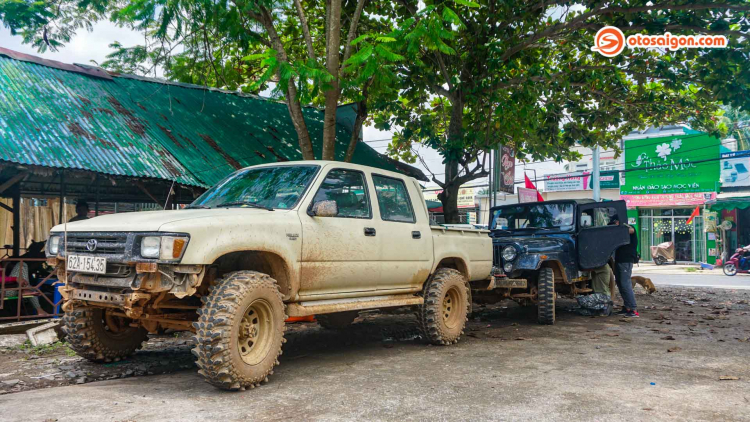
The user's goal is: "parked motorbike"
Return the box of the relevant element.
[723,248,750,276]
[650,241,675,265]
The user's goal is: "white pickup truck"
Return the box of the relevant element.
[46,161,491,390]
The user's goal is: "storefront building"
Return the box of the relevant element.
[620,132,720,263]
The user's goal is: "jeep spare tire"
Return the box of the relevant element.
[418,268,470,345]
[192,271,285,391]
[537,267,556,325]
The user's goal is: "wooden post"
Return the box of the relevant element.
[12,186,20,257]
[59,170,65,224]
[95,175,100,216]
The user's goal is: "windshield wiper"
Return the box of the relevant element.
[185,204,210,209]
[215,201,274,211]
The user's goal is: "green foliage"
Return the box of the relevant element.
[374,0,749,183]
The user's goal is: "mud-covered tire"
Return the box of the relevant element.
[417,268,470,345]
[537,267,556,325]
[192,271,285,391]
[317,311,358,329]
[62,308,147,362]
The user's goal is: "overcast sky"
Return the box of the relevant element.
[0,23,566,190]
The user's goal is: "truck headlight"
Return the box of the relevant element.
[141,237,161,258]
[502,246,517,261]
[141,236,189,260]
[503,262,514,273]
[48,235,61,255]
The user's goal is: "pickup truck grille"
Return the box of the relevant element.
[64,234,129,255]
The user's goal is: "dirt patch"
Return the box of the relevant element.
[198,133,242,169]
[2,285,748,397]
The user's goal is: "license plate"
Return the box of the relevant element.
[493,276,527,289]
[67,255,107,274]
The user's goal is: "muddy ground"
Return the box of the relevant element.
[1,285,749,420]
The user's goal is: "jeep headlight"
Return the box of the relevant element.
[140,236,189,260]
[48,235,61,255]
[502,246,517,261]
[503,262,514,273]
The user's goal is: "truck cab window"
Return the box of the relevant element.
[372,175,416,223]
[312,169,371,218]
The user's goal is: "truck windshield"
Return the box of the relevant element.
[190,165,319,210]
[490,203,575,232]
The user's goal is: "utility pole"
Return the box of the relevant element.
[592,146,601,202]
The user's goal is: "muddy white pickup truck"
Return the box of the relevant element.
[46,161,491,390]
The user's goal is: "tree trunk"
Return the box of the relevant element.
[285,82,316,160]
[344,100,367,162]
[321,0,342,160]
[440,97,465,224]
[439,175,462,224]
[254,7,316,160]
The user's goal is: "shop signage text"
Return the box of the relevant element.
[544,170,620,192]
[621,134,719,196]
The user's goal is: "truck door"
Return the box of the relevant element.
[577,201,630,270]
[299,167,381,297]
[371,174,433,291]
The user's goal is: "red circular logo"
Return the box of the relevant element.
[592,26,625,57]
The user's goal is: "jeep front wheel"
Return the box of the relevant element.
[537,267,556,325]
[192,271,285,391]
[418,268,470,345]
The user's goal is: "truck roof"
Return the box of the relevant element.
[237,160,417,182]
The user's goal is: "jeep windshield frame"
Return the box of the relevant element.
[189,164,321,210]
[490,202,576,235]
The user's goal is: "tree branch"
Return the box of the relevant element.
[342,0,367,65]
[293,0,317,61]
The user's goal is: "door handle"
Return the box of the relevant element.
[364,227,376,236]
[412,231,421,239]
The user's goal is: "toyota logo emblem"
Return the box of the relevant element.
[86,239,98,252]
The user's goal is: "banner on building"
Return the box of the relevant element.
[720,150,750,188]
[518,187,539,203]
[544,170,620,192]
[621,192,716,208]
[423,187,475,209]
[621,134,720,195]
[494,145,515,194]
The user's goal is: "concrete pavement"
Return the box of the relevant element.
[2,287,750,422]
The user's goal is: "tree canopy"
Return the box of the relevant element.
[2,0,749,222]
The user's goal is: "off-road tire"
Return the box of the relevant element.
[418,268,470,345]
[537,267,556,325]
[192,271,285,391]
[317,311,358,329]
[62,308,148,362]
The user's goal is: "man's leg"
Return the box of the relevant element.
[591,266,611,297]
[615,262,637,311]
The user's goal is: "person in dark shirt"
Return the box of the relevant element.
[69,201,89,223]
[611,217,639,317]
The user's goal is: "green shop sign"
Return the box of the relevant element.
[621,134,720,195]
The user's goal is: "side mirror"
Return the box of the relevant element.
[309,200,338,217]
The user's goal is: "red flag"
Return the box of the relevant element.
[524,174,545,202]
[686,205,700,224]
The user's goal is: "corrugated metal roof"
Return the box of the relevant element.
[0,49,419,188]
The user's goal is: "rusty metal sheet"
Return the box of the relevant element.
[0,49,423,189]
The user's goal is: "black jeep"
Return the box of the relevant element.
[473,199,630,324]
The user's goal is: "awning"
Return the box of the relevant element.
[706,192,750,211]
